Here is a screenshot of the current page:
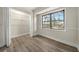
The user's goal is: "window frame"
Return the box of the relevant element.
[42,9,65,30]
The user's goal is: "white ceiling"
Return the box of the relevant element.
[12,7,37,13]
[25,7,37,10]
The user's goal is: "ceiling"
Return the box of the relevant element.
[12,7,37,13]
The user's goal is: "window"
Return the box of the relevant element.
[42,14,50,28]
[42,10,65,30]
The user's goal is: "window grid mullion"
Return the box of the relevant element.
[50,14,52,29]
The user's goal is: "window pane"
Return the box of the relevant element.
[54,13,59,20]
[58,11,64,21]
[54,21,64,29]
[51,14,55,27]
[51,10,64,29]
[42,15,50,28]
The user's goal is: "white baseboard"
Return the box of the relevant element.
[11,33,29,38]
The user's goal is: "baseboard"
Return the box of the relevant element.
[11,33,29,38]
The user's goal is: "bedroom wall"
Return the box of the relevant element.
[36,7,78,47]
[0,7,9,47]
[9,9,30,38]
[0,8,5,47]
[33,7,48,35]
[78,8,79,41]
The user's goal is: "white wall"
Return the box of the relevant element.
[33,7,48,35]
[0,7,35,47]
[9,9,30,38]
[36,7,78,47]
[0,7,9,47]
[78,8,79,41]
[0,8,5,47]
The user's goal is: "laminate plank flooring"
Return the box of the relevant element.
[0,35,78,52]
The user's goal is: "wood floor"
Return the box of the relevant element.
[0,35,78,52]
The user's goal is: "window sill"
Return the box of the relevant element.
[41,28,66,32]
